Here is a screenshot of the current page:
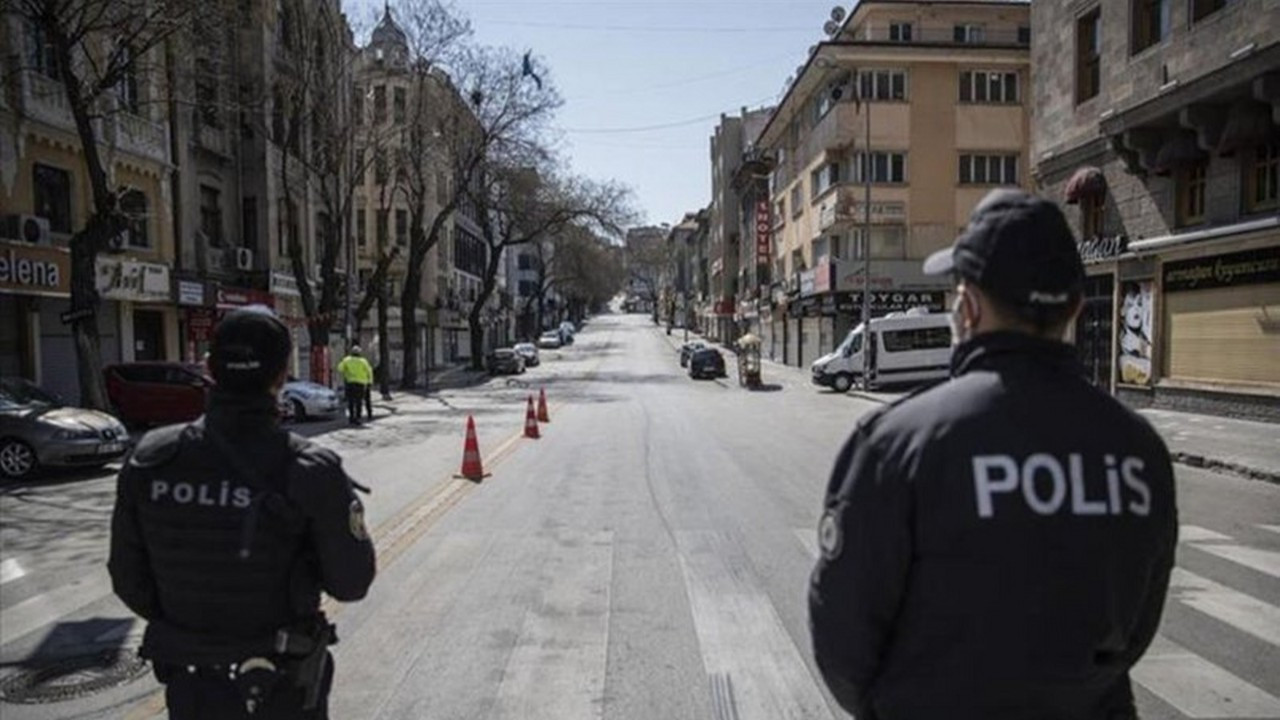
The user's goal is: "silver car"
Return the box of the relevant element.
[0,377,131,480]
[280,379,343,421]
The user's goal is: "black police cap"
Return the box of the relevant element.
[924,189,1085,309]
[209,305,292,393]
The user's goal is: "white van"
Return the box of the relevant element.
[811,309,953,392]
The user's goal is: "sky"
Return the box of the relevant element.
[351,0,847,226]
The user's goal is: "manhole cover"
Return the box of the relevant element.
[0,649,151,704]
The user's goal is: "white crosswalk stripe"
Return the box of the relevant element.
[1182,524,1280,580]
[1132,637,1280,718]
[0,557,26,585]
[1258,524,1280,536]
[1169,567,1280,647]
[0,568,114,645]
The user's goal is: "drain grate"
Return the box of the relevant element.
[0,649,151,704]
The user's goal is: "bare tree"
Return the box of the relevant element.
[8,0,219,407]
[625,229,673,325]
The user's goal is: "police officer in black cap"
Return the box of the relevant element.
[109,305,376,719]
[809,189,1177,720]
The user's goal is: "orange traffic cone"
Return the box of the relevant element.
[455,415,489,481]
[524,395,541,439]
[537,388,550,423]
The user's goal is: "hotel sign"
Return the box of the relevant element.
[754,200,771,269]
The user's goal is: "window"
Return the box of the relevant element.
[517,254,535,270]
[959,154,1019,185]
[374,149,388,185]
[1192,0,1234,21]
[114,45,140,114]
[1176,160,1207,226]
[356,209,367,246]
[852,152,907,184]
[883,327,952,352]
[1246,143,1278,213]
[376,209,388,247]
[889,22,913,42]
[857,69,908,101]
[200,186,223,247]
[26,22,60,79]
[374,85,387,124]
[790,184,804,217]
[953,24,985,43]
[196,58,221,128]
[1018,25,1031,44]
[851,226,907,259]
[773,198,786,225]
[32,164,72,233]
[1081,196,1106,239]
[395,209,408,246]
[811,162,843,198]
[960,71,1019,103]
[1132,0,1170,54]
[242,197,257,250]
[279,198,298,257]
[393,87,406,124]
[354,88,364,126]
[120,190,149,247]
[518,279,538,296]
[1076,9,1102,103]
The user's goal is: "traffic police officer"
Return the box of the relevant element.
[336,346,373,425]
[809,189,1177,720]
[109,306,376,719]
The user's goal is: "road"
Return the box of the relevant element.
[1,313,1277,719]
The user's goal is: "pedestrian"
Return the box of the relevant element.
[336,346,373,426]
[108,305,376,719]
[809,189,1177,720]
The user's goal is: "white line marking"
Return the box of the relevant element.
[1190,543,1280,580]
[1169,568,1280,647]
[1180,525,1232,543]
[491,531,613,720]
[1257,524,1280,536]
[793,528,819,561]
[677,530,833,720]
[0,558,26,585]
[1132,636,1280,718]
[0,569,113,645]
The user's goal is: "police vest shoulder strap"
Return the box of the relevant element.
[203,424,302,559]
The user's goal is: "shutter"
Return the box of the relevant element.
[1163,284,1280,385]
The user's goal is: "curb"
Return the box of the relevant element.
[1170,451,1280,485]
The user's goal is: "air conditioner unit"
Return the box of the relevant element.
[1,215,52,245]
[235,247,254,271]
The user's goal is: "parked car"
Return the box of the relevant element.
[280,378,342,421]
[488,348,526,375]
[559,321,577,345]
[513,343,541,367]
[679,341,706,367]
[688,348,727,380]
[0,377,131,480]
[537,331,563,349]
[104,362,213,427]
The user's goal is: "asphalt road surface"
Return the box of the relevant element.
[1,313,1277,719]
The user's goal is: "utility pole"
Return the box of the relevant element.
[859,72,873,391]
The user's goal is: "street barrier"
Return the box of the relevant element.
[537,388,551,423]
[454,415,489,481]
[524,396,541,439]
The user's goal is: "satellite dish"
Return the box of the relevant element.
[823,20,839,36]
[830,6,847,23]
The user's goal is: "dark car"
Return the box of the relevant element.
[104,362,213,427]
[688,348,727,379]
[488,348,526,375]
[679,341,706,367]
[0,377,131,479]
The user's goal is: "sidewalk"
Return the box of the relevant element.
[660,328,1280,484]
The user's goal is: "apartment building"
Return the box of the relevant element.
[707,106,773,343]
[755,0,1031,368]
[1032,0,1278,420]
[1,11,178,402]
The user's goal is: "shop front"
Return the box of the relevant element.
[95,255,177,365]
[270,271,316,383]
[0,240,81,400]
[175,277,209,364]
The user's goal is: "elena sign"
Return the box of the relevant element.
[0,241,69,296]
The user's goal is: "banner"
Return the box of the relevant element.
[1117,280,1154,386]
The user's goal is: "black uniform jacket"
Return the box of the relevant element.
[810,332,1178,720]
[108,391,376,659]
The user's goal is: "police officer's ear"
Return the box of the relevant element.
[270,368,289,395]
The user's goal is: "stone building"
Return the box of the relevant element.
[1031,0,1279,420]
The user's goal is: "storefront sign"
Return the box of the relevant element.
[1117,280,1154,386]
[814,257,833,294]
[95,257,172,303]
[0,240,70,297]
[834,259,952,294]
[1077,235,1128,262]
[849,202,906,224]
[799,268,817,297]
[186,308,216,342]
[835,290,946,316]
[270,271,303,297]
[177,279,206,306]
[1163,247,1280,292]
[215,286,274,310]
[755,200,771,268]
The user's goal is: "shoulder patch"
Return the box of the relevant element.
[349,499,369,541]
[818,510,843,560]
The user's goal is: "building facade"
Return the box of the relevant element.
[1032,0,1279,421]
[756,0,1031,368]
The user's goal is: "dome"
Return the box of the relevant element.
[370,4,408,56]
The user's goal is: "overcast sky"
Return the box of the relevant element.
[351,0,846,226]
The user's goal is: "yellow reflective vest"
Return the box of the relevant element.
[337,355,373,385]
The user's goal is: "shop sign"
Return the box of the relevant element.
[0,240,70,297]
[834,290,946,316]
[177,280,206,306]
[799,269,817,297]
[834,259,952,294]
[1077,235,1129,262]
[1163,247,1280,292]
[96,257,171,303]
[187,308,216,342]
[755,200,771,267]
[1116,281,1154,386]
[849,202,906,225]
[215,286,274,309]
[814,257,833,294]
[270,271,302,297]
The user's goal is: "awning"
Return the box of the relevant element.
[1217,99,1278,156]
[1064,166,1106,204]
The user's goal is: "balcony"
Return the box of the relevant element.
[804,103,861,162]
[112,112,168,164]
[860,26,1028,48]
[22,72,74,130]
[816,186,907,232]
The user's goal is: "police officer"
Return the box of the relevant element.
[109,306,376,719]
[336,346,373,426]
[809,189,1177,720]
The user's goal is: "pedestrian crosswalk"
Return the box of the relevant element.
[792,522,1280,719]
